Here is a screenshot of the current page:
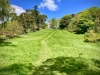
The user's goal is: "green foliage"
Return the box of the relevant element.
[48,18,59,29]
[17,6,47,33]
[68,10,94,34]
[0,4,47,41]
[59,15,72,29]
[0,35,6,42]
[10,13,17,21]
[0,0,14,28]
[18,12,32,33]
[94,18,100,33]
[84,30,100,42]
[0,2,47,34]
[88,7,100,33]
[0,21,23,38]
[88,7,100,22]
[39,14,47,29]
[61,7,100,34]
[81,7,100,34]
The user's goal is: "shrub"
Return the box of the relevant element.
[0,35,6,42]
[84,30,100,42]
[0,21,24,39]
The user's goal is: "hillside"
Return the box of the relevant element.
[0,29,100,75]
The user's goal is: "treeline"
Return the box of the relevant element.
[59,7,100,42]
[0,0,47,42]
[48,18,60,29]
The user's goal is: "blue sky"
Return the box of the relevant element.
[9,0,100,21]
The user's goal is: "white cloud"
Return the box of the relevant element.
[11,5,25,16]
[39,0,61,11]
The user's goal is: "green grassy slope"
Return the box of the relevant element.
[46,30,100,59]
[0,29,100,75]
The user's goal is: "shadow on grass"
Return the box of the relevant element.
[33,57,100,75]
[0,57,100,75]
[91,59,100,68]
[0,63,33,75]
[0,42,16,47]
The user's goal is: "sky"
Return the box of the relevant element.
[9,0,100,21]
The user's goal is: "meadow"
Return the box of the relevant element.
[0,29,100,75]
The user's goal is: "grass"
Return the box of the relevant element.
[0,29,100,75]
[46,30,100,59]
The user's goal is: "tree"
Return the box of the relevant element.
[0,21,23,39]
[17,12,30,33]
[88,7,100,33]
[49,18,59,29]
[59,15,72,29]
[33,5,40,28]
[88,7,100,22]
[68,10,94,34]
[94,18,100,33]
[0,0,12,28]
[17,6,48,32]
[10,13,17,21]
[39,14,47,28]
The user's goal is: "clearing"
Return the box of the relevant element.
[0,29,100,75]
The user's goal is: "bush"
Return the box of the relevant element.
[0,21,24,39]
[0,35,6,42]
[84,30,100,42]
[67,9,95,34]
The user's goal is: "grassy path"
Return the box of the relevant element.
[0,29,100,75]
[0,29,55,64]
[46,30,100,59]
[35,30,56,66]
